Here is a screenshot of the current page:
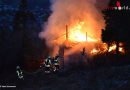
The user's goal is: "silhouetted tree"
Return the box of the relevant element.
[13,0,48,68]
[102,0,130,54]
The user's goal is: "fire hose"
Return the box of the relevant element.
[22,64,59,75]
[22,66,44,75]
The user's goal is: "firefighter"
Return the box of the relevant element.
[53,55,60,72]
[16,66,24,80]
[44,56,52,73]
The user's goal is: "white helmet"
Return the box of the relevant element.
[16,66,20,69]
[48,56,51,59]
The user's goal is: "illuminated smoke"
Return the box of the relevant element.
[40,0,109,56]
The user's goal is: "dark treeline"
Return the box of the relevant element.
[0,0,50,77]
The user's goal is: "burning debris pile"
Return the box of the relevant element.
[40,0,125,59]
[90,42,125,55]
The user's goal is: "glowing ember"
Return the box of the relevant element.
[91,48,100,55]
[108,44,117,52]
[108,43,125,54]
[90,43,125,55]
[119,47,125,54]
[119,47,123,52]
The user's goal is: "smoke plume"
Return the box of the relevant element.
[40,0,109,56]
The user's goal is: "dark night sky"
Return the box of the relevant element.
[0,0,50,9]
[1,0,130,9]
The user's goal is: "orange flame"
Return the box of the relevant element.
[108,44,117,52]
[68,22,98,42]
[91,48,100,55]
[90,43,125,55]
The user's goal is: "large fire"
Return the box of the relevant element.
[65,23,125,55]
[66,22,125,55]
[68,22,98,42]
[40,0,125,56]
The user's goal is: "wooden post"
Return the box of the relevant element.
[66,25,68,40]
[86,32,87,42]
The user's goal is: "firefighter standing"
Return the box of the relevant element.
[44,56,52,73]
[53,55,60,72]
[16,66,24,80]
